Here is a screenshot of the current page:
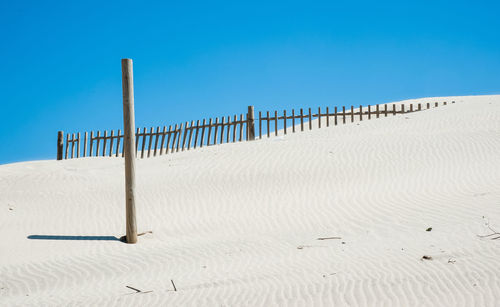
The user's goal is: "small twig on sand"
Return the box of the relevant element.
[126,286,141,293]
[478,222,500,240]
[317,237,341,240]
[478,233,500,239]
[171,279,177,292]
[125,285,153,294]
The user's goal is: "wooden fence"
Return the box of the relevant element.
[57,100,454,160]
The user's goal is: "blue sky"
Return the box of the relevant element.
[1,0,499,164]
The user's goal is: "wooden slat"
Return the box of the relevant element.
[207,119,212,146]
[224,116,231,143]
[418,103,422,111]
[71,133,75,158]
[76,133,81,158]
[169,124,177,154]
[168,126,175,153]
[308,108,312,130]
[427,102,430,109]
[444,101,447,105]
[245,113,249,140]
[173,124,179,152]
[283,110,287,135]
[220,117,225,144]
[140,127,147,158]
[57,131,63,160]
[239,114,243,141]
[159,126,167,155]
[109,130,114,157]
[267,111,270,137]
[181,122,191,151]
[181,121,189,151]
[258,111,262,139]
[102,130,107,157]
[334,106,338,125]
[226,116,231,143]
[300,109,304,131]
[292,109,296,133]
[65,133,70,159]
[342,106,346,124]
[165,125,173,154]
[89,131,94,157]
[224,117,229,143]
[274,110,278,136]
[83,132,87,157]
[392,104,396,115]
[135,127,140,157]
[193,121,200,149]
[176,123,183,152]
[318,107,321,128]
[359,105,363,121]
[326,107,329,127]
[96,131,101,157]
[200,120,206,148]
[247,106,255,140]
[232,116,237,142]
[213,118,219,145]
[435,102,438,107]
[384,104,388,117]
[401,104,405,114]
[116,129,122,157]
[207,118,213,146]
[368,105,371,120]
[350,106,354,122]
[153,126,160,156]
[147,127,154,157]
[188,121,195,150]
[410,104,413,112]
[223,120,230,142]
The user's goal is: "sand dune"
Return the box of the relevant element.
[1,95,500,306]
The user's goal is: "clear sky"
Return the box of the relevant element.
[1,0,499,164]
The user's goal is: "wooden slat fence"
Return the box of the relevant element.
[62,113,250,159]
[256,101,453,138]
[59,100,454,160]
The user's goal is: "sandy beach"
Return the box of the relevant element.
[1,95,500,306]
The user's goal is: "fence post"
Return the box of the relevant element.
[57,131,64,160]
[247,105,255,141]
[121,58,138,244]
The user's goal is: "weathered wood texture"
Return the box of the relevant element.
[57,131,64,160]
[121,58,137,244]
[247,105,255,141]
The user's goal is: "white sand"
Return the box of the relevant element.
[1,95,500,306]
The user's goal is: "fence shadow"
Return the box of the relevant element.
[27,235,121,241]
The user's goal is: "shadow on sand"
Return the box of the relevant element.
[27,235,122,241]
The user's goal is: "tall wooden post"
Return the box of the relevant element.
[57,131,64,160]
[247,105,255,141]
[121,59,138,244]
